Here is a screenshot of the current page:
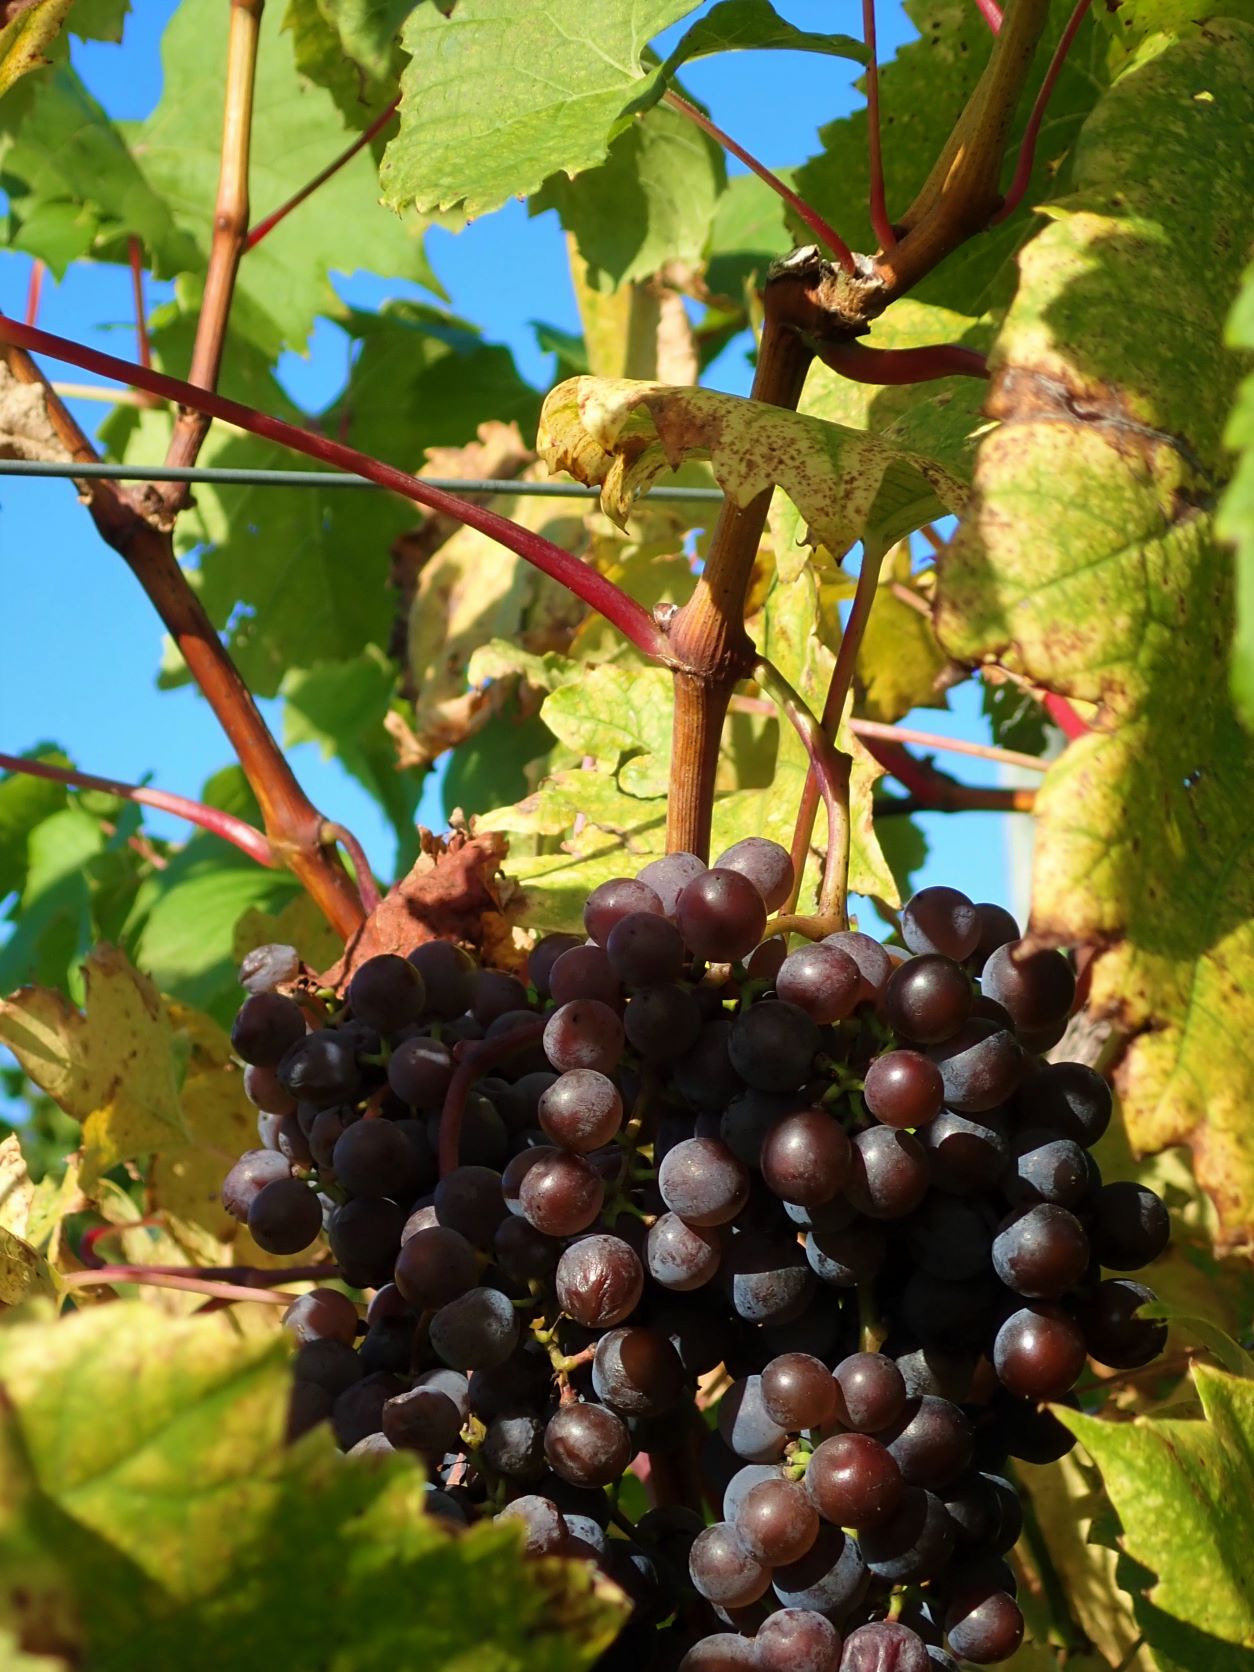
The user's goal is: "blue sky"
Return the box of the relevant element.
[0,0,1024,929]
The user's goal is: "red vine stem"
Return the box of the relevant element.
[862,0,896,251]
[323,821,381,913]
[814,340,988,384]
[862,736,1036,811]
[846,718,1048,773]
[128,236,153,371]
[24,260,44,327]
[973,0,1004,32]
[662,89,857,274]
[0,318,669,664]
[0,751,276,865]
[439,1021,547,1178]
[754,657,851,926]
[246,97,401,251]
[991,0,1093,224]
[1041,690,1089,739]
[60,1264,306,1305]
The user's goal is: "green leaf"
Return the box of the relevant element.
[1218,260,1254,726]
[0,748,69,903]
[538,375,967,577]
[660,0,865,76]
[703,171,792,311]
[282,0,409,127]
[380,0,702,219]
[1059,1363,1254,1671]
[127,0,439,357]
[542,667,675,798]
[0,806,103,998]
[1136,1303,1254,1379]
[935,18,1254,1244]
[531,101,725,291]
[0,1304,629,1669]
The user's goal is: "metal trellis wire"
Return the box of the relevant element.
[0,458,725,501]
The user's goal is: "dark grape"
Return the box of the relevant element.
[331,1118,424,1201]
[942,1472,1022,1554]
[526,933,583,1000]
[928,1020,1022,1113]
[519,1149,605,1236]
[921,1110,1009,1196]
[981,940,1075,1032]
[1006,1128,1089,1207]
[333,1371,407,1451]
[637,851,707,915]
[543,999,625,1075]
[992,1203,1090,1298]
[720,1230,814,1327]
[722,1088,807,1169]
[900,1270,997,1352]
[348,953,425,1033]
[434,1165,507,1247]
[585,877,665,943]
[718,1375,789,1463]
[550,943,622,1009]
[606,911,686,987]
[943,1586,1024,1663]
[805,1434,903,1529]
[625,982,704,1061]
[879,1396,972,1491]
[674,1019,743,1111]
[482,1410,546,1480]
[754,1608,842,1672]
[761,1352,840,1431]
[713,837,795,913]
[968,903,1020,973]
[746,935,789,983]
[894,1346,976,1405]
[882,957,972,1045]
[429,1286,520,1370]
[231,991,306,1067]
[538,1068,623,1152]
[556,1234,644,1327]
[545,1401,633,1489]
[406,939,477,1018]
[676,869,768,963]
[761,1109,851,1208]
[901,887,980,963]
[293,1338,363,1398]
[771,1523,869,1619]
[1014,1061,1111,1147]
[907,1196,993,1282]
[244,1062,296,1116]
[502,1145,557,1216]
[805,1221,886,1288]
[283,1287,358,1347]
[822,931,893,1001]
[238,942,300,994]
[777,944,862,1024]
[839,1620,931,1671]
[659,1137,751,1227]
[592,1326,684,1417]
[679,1634,756,1670]
[729,1000,820,1092]
[1077,1279,1168,1369]
[278,1031,362,1107]
[857,1486,955,1583]
[387,1036,454,1109]
[496,1493,569,1557]
[863,1051,944,1130]
[1089,1181,1170,1269]
[248,1176,321,1254]
[414,1366,470,1421]
[329,1197,407,1288]
[494,1213,560,1283]
[222,1149,291,1221]
[287,1379,334,1441]
[393,1225,479,1309]
[468,969,529,1028]
[832,1353,906,1434]
[734,1476,819,1565]
[647,1213,722,1292]
[993,1304,1086,1398]
[382,1387,462,1456]
[846,1127,930,1220]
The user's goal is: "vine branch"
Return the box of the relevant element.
[862,0,895,251]
[246,96,401,251]
[973,0,1004,32]
[439,1021,547,1178]
[813,339,988,384]
[991,0,1094,224]
[0,752,276,865]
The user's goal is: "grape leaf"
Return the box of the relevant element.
[856,543,953,722]
[0,946,188,1194]
[231,891,344,979]
[0,1137,55,1309]
[532,101,725,292]
[1217,260,1254,727]
[282,0,410,127]
[538,376,967,572]
[542,666,675,798]
[0,748,69,903]
[0,806,106,998]
[660,0,864,74]
[1059,1363,1254,1671]
[935,16,1254,1243]
[0,0,73,98]
[0,1303,628,1670]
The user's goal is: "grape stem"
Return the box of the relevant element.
[127,237,156,393]
[973,0,1004,32]
[813,339,988,384]
[23,258,44,327]
[0,751,276,867]
[991,0,1094,225]
[60,1265,309,1305]
[437,1020,547,1178]
[245,96,401,251]
[862,0,896,252]
[321,821,381,913]
[753,656,851,929]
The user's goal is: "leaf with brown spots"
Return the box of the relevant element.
[936,16,1254,1243]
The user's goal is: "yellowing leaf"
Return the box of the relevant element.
[0,946,187,1194]
[0,0,72,99]
[231,890,342,981]
[0,1137,54,1309]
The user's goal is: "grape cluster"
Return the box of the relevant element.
[223,851,1169,1670]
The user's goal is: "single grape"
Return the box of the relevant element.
[1014,1060,1111,1147]
[929,1020,1023,1113]
[893,1345,976,1405]
[720,1229,814,1327]
[494,1214,560,1283]
[278,1031,362,1107]
[901,887,981,963]
[502,1145,558,1216]
[238,942,300,994]
[387,1036,454,1109]
[555,1234,644,1327]
[248,1176,322,1254]
[805,1433,903,1529]
[518,1149,605,1236]
[381,1386,462,1456]
[753,1608,842,1672]
[735,1476,819,1565]
[592,1326,685,1417]
[332,1370,407,1451]
[760,1109,852,1209]
[900,1269,997,1352]
[857,1486,955,1583]
[729,1000,820,1093]
[406,939,477,1019]
[543,999,625,1075]
[674,1019,743,1112]
[348,953,425,1033]
[943,1585,1025,1664]
[659,1137,751,1227]
[846,1127,930,1219]
[840,1621,931,1671]
[879,1396,973,1491]
[777,944,862,1024]
[544,1401,633,1489]
[992,1203,1090,1298]
[496,1494,569,1557]
[770,1523,869,1620]
[863,1051,944,1130]
[678,1633,756,1670]
[526,933,583,1000]
[287,1379,334,1442]
[761,1352,840,1432]
[1077,1278,1168,1369]
[746,936,789,983]
[625,982,704,1061]
[550,943,622,1009]
[606,910,686,987]
[921,1110,1009,1196]
[967,903,1020,973]
[331,1118,424,1201]
[647,1212,722,1292]
[393,1224,479,1309]
[292,1338,364,1398]
[832,1353,906,1433]
[636,851,708,915]
[1006,1128,1090,1208]
[244,1063,297,1116]
[718,1375,789,1463]
[222,1149,292,1221]
[714,837,795,913]
[722,1088,808,1169]
[805,1221,886,1288]
[482,1411,547,1481]
[676,869,769,963]
[585,877,665,943]
[467,969,529,1028]
[882,956,973,1045]
[1088,1181,1170,1269]
[434,1165,507,1247]
[282,1287,358,1347]
[538,1068,623,1152]
[822,931,894,1002]
[329,1197,407,1288]
[981,940,1075,1032]
[231,991,307,1067]
[907,1196,993,1282]
[429,1286,520,1371]
[993,1304,1086,1399]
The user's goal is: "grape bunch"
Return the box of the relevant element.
[222,846,1169,1671]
